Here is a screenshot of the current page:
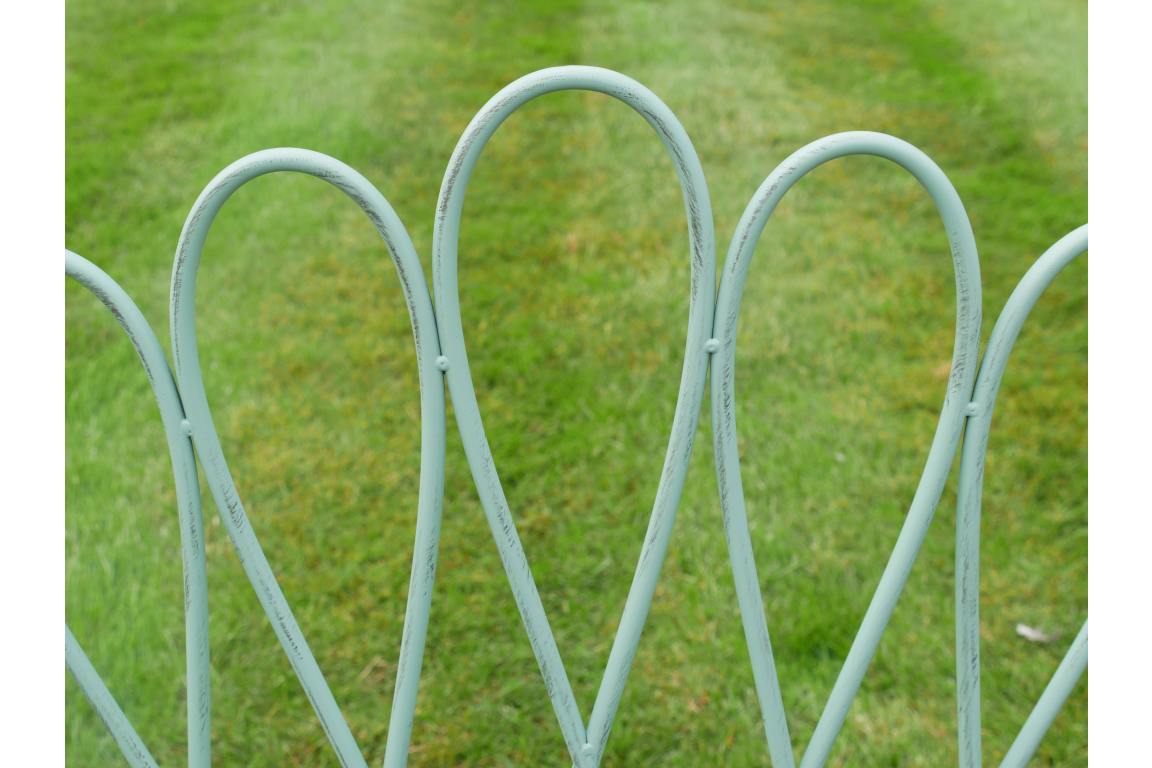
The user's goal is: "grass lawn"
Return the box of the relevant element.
[66,0,1087,765]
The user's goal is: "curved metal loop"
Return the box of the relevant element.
[710,132,984,768]
[65,250,209,768]
[65,71,1089,768]
[955,225,1089,768]
[168,149,446,768]
[431,65,716,767]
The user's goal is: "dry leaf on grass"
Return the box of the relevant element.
[1016,623,1060,643]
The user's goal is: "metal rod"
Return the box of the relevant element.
[64,68,1088,768]
[955,225,1088,768]
[711,132,984,768]
[66,250,210,768]
[999,620,1088,768]
[168,149,446,768]
[66,624,161,768]
[431,66,716,768]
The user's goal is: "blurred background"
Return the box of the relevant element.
[65,0,1087,765]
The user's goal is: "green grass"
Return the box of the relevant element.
[66,0,1086,765]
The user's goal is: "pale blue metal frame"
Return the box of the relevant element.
[65,67,1087,767]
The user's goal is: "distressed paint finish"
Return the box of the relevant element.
[65,251,210,768]
[431,67,716,768]
[711,132,984,768]
[999,621,1088,768]
[64,67,1088,768]
[168,149,446,768]
[955,226,1089,768]
[66,626,161,768]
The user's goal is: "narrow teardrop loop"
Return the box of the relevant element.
[169,149,445,768]
[431,66,716,767]
[711,132,983,768]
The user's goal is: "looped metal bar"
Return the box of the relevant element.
[64,66,1086,768]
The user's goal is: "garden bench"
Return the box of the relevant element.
[65,66,1087,768]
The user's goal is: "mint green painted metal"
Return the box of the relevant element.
[65,249,210,768]
[167,148,445,768]
[431,67,715,768]
[999,621,1088,768]
[66,625,160,768]
[711,132,983,768]
[65,67,1087,767]
[955,225,1089,768]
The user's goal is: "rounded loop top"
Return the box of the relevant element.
[170,147,433,398]
[432,65,717,369]
[968,224,1087,412]
[426,66,718,766]
[708,131,984,768]
[167,147,441,768]
[714,131,982,401]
